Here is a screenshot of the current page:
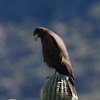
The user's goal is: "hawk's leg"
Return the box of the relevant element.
[53,69,56,75]
[46,69,57,79]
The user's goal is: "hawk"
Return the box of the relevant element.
[33,27,75,86]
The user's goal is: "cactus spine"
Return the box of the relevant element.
[41,75,78,100]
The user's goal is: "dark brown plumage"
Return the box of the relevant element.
[33,27,75,86]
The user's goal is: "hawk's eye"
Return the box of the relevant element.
[39,29,43,32]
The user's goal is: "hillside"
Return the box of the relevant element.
[0,0,100,100]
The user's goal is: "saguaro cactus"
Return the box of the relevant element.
[41,75,78,100]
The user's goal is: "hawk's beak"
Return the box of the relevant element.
[34,34,38,41]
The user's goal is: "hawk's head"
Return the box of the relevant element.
[33,27,49,41]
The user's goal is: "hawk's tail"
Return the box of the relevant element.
[69,73,75,86]
[67,77,78,99]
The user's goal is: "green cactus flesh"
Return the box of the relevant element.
[41,75,73,100]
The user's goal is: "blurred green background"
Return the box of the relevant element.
[0,0,100,100]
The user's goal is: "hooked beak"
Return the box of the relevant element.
[34,34,38,41]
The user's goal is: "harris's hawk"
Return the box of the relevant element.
[33,27,75,86]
